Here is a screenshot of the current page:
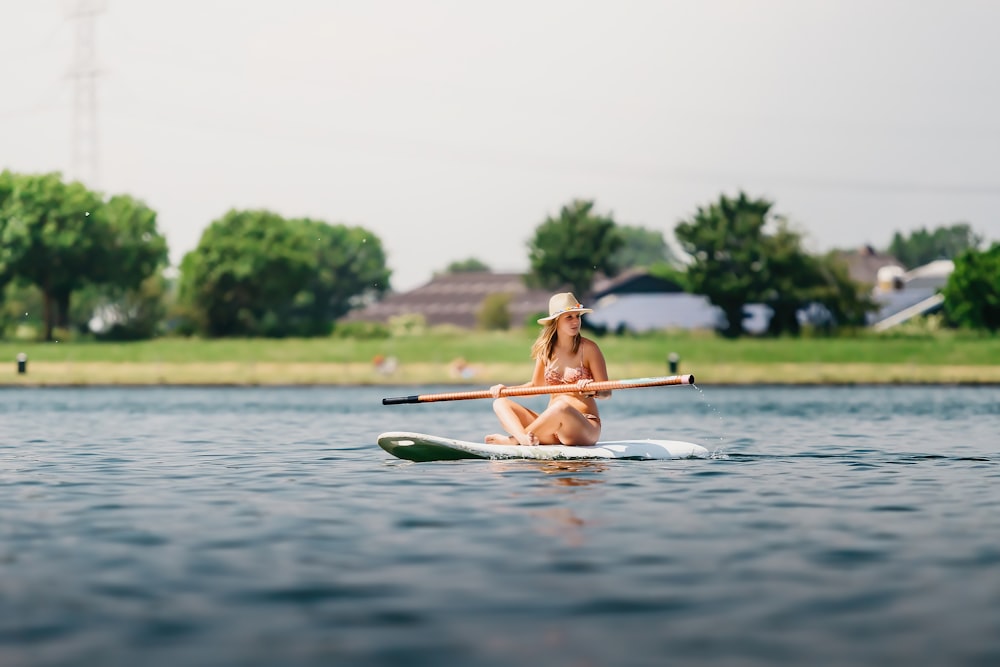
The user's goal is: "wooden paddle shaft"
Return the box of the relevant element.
[382,374,695,405]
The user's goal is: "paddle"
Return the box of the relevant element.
[382,374,695,405]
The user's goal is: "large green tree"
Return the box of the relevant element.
[674,192,773,337]
[92,195,169,288]
[0,172,110,340]
[178,209,316,337]
[288,218,390,336]
[942,243,1000,331]
[887,223,983,268]
[0,173,169,341]
[527,199,623,297]
[675,193,874,337]
[178,209,391,337]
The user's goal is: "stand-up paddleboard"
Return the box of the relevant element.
[378,431,709,463]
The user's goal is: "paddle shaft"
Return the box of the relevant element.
[382,374,694,405]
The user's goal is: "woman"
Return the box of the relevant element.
[485,292,610,446]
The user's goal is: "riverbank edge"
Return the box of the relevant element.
[3,362,1000,386]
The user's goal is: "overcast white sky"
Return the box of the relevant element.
[2,0,998,290]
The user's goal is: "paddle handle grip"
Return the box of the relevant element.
[382,374,694,405]
[382,395,423,405]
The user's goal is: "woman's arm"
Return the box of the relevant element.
[582,339,611,398]
[491,358,545,398]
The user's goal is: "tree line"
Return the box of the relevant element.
[521,194,996,336]
[0,171,388,340]
[1,170,997,340]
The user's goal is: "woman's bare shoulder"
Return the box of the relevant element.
[579,337,605,358]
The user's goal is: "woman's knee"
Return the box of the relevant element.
[543,400,576,419]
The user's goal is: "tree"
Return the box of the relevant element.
[178,209,316,337]
[75,194,170,338]
[288,218,391,335]
[757,220,876,336]
[0,281,44,338]
[0,172,110,340]
[942,243,1000,331]
[71,273,171,340]
[527,199,623,297]
[443,258,491,273]
[809,253,878,331]
[613,225,677,269]
[887,223,983,268]
[0,171,16,296]
[178,209,391,337]
[757,219,818,336]
[674,192,773,337]
[675,193,875,337]
[93,195,169,289]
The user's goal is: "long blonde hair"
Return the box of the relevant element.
[530,318,581,362]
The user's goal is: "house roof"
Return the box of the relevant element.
[834,245,905,286]
[591,268,684,299]
[341,271,553,328]
[904,259,954,288]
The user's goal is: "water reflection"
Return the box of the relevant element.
[537,460,609,486]
[490,460,609,547]
[488,459,609,488]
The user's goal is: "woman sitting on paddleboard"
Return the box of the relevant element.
[486,292,610,446]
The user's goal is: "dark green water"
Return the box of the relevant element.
[1,385,998,666]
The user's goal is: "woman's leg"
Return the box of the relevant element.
[485,398,540,445]
[526,397,601,446]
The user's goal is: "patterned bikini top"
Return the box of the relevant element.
[544,360,594,386]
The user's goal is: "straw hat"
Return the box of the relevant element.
[537,292,593,324]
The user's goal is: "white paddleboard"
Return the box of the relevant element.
[378,431,709,462]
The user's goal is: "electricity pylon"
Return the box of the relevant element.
[68,0,105,187]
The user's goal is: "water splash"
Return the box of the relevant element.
[691,383,730,455]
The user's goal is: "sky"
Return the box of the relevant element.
[2,0,998,291]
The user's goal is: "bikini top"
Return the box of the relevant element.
[543,360,594,386]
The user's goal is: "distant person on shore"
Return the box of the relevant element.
[485,292,610,446]
[373,355,397,376]
[449,357,478,380]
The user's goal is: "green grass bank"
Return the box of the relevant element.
[2,330,999,386]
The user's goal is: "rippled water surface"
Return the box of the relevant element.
[1,385,998,666]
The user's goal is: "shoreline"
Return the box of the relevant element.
[3,361,1000,386]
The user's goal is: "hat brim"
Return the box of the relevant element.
[537,307,593,324]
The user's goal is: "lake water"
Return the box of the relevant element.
[1,384,998,667]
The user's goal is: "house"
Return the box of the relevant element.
[871,259,954,330]
[345,256,949,334]
[587,268,742,332]
[825,246,954,330]
[589,253,956,333]
[340,271,552,328]
[835,245,906,287]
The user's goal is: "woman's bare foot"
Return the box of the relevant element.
[515,431,540,446]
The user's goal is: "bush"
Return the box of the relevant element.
[388,313,427,336]
[477,292,511,330]
[942,244,1000,332]
[331,320,390,339]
